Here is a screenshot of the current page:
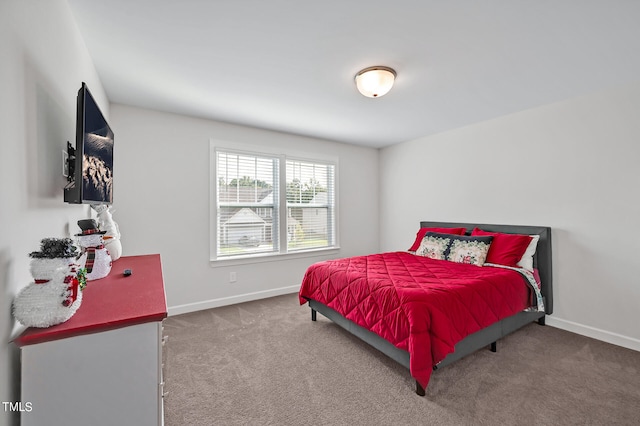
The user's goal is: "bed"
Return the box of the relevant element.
[299,221,552,395]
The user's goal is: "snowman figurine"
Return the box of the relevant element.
[13,238,84,328]
[91,204,122,262]
[76,219,112,281]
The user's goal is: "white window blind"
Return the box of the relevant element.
[216,151,279,257]
[286,160,335,251]
[212,145,337,261]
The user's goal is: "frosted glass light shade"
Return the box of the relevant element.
[355,66,396,98]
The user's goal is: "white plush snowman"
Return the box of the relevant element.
[76,219,112,281]
[91,204,122,262]
[13,238,84,328]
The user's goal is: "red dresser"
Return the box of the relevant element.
[15,254,168,426]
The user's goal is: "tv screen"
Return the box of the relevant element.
[64,82,114,204]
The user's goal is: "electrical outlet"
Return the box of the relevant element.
[229,272,237,283]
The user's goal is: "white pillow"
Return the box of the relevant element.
[517,234,540,271]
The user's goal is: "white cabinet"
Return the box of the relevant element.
[21,321,163,426]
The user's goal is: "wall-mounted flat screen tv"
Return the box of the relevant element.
[64,82,113,205]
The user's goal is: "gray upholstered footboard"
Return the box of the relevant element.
[308,297,545,395]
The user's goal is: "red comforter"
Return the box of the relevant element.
[298,252,532,388]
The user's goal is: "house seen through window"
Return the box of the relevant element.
[214,149,336,259]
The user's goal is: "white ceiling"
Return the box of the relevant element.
[67,0,640,148]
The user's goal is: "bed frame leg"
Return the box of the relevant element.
[490,341,497,352]
[311,309,317,322]
[416,380,425,396]
[537,316,546,326]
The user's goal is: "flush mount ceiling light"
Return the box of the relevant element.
[354,66,396,98]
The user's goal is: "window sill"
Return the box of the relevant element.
[209,246,341,268]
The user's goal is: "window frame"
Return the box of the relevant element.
[210,141,339,266]
[285,157,336,252]
[215,150,280,258]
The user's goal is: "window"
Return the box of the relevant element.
[215,151,279,257]
[212,145,337,261]
[286,160,335,251]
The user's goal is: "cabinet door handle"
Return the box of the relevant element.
[160,381,169,398]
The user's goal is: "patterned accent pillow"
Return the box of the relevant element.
[445,234,494,266]
[416,233,451,260]
[408,227,467,252]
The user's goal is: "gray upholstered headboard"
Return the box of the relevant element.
[419,221,553,315]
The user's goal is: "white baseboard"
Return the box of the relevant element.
[167,285,300,316]
[168,292,640,353]
[546,316,640,352]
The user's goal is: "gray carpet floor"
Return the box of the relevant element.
[162,293,640,425]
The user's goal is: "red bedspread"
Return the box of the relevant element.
[298,252,532,388]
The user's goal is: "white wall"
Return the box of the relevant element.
[109,104,379,314]
[380,82,640,351]
[0,1,108,425]
[3,8,635,422]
